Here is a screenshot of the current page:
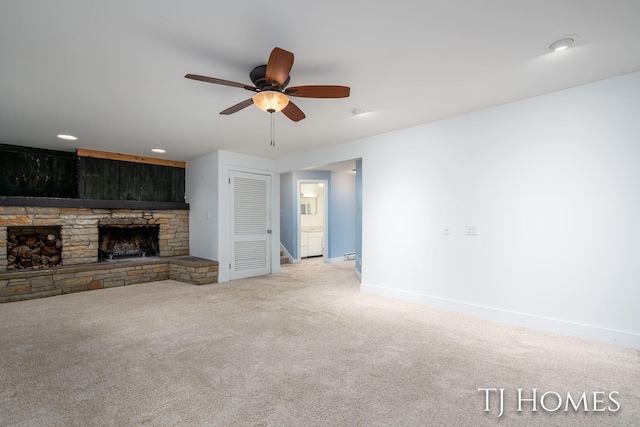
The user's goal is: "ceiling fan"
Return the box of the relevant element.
[185,47,350,122]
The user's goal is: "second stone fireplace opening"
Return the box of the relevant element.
[98,225,160,261]
[7,226,63,270]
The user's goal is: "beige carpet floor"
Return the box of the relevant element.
[1,259,638,426]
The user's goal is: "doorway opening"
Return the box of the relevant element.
[298,180,328,262]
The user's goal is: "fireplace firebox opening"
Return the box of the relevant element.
[98,225,159,261]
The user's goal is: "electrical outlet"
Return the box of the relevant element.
[444,225,451,235]
[466,225,478,236]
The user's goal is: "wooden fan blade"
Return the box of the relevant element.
[265,47,294,88]
[220,98,254,115]
[185,74,256,91]
[281,101,305,122]
[285,85,350,98]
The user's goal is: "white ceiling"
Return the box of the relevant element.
[1,1,639,163]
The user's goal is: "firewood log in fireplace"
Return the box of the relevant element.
[7,233,63,270]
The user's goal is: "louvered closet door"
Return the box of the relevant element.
[230,171,271,280]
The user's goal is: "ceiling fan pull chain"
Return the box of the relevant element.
[269,109,276,146]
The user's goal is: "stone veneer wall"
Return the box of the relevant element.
[0,206,189,271]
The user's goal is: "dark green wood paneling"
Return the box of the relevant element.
[172,167,185,203]
[119,161,142,200]
[101,159,120,201]
[21,152,53,197]
[76,157,184,202]
[1,144,184,202]
[77,157,103,199]
[139,163,157,201]
[78,157,123,200]
[52,156,77,198]
[156,165,173,203]
[0,144,76,198]
[0,151,22,195]
[0,143,75,158]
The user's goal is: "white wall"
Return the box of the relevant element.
[186,150,219,261]
[276,71,640,349]
[187,150,280,283]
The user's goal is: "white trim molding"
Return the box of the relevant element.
[361,283,640,350]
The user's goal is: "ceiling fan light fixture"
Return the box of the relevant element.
[252,91,289,113]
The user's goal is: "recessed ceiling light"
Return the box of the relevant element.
[151,148,166,153]
[351,108,366,115]
[546,35,579,52]
[57,134,77,140]
[549,38,574,51]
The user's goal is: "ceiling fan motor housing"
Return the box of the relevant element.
[250,65,290,91]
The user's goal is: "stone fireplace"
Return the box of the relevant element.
[0,203,189,271]
[0,199,218,303]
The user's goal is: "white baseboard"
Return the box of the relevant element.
[360,283,640,350]
[327,256,350,263]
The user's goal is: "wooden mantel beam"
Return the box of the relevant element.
[76,148,186,168]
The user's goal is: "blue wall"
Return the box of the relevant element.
[328,171,356,260]
[279,172,295,258]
